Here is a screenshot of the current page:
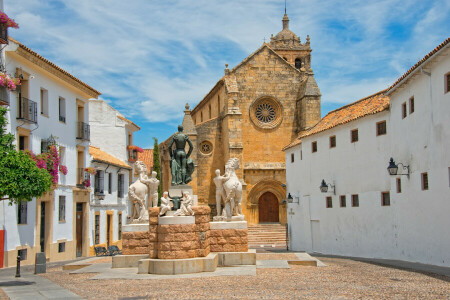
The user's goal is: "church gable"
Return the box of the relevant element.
[231,44,301,77]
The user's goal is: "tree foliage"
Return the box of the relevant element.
[0,107,52,204]
[153,137,162,201]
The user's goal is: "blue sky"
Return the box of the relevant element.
[5,0,449,148]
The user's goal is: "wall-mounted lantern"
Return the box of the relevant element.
[320,179,335,195]
[387,157,409,178]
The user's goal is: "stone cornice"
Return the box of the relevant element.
[244,162,286,170]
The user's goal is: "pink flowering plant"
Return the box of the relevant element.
[0,12,19,29]
[0,73,20,91]
[24,145,68,185]
[83,179,91,188]
[127,145,144,153]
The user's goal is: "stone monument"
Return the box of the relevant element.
[213,158,244,222]
[159,191,172,216]
[128,161,151,223]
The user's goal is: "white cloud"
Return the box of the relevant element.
[4,0,449,128]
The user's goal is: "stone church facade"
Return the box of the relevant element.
[161,14,321,224]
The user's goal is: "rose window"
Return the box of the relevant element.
[250,97,283,129]
[255,103,276,123]
[199,141,213,155]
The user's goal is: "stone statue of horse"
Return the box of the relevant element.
[222,158,243,220]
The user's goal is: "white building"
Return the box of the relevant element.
[284,38,450,267]
[0,37,100,267]
[88,100,141,253]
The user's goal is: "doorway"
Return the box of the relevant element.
[40,202,46,253]
[76,203,83,257]
[258,192,279,223]
[107,214,112,246]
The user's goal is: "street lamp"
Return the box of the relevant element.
[320,179,335,195]
[387,158,409,178]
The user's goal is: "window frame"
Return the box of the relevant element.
[351,194,359,207]
[94,213,100,245]
[409,96,415,114]
[396,178,402,193]
[118,174,124,198]
[340,195,346,207]
[329,135,336,148]
[290,153,294,163]
[58,97,66,123]
[58,242,66,253]
[40,88,48,116]
[118,212,122,240]
[326,197,332,208]
[376,121,387,136]
[381,191,390,206]
[445,72,450,94]
[58,195,66,222]
[401,102,407,119]
[421,172,429,190]
[17,201,28,224]
[311,141,317,153]
[351,129,359,143]
[108,173,112,194]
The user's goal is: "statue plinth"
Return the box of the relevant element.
[212,215,245,222]
[168,185,198,206]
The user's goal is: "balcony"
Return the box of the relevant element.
[17,95,37,123]
[76,121,90,141]
[0,86,9,106]
[76,168,90,188]
[0,23,8,45]
[128,149,138,162]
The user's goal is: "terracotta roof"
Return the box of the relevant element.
[386,37,450,94]
[89,146,131,169]
[283,90,389,150]
[137,149,153,172]
[117,115,141,130]
[9,37,101,98]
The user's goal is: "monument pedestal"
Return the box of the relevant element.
[209,220,248,252]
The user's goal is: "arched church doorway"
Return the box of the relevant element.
[258,192,279,223]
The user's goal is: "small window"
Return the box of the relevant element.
[295,58,301,69]
[421,172,429,190]
[40,88,48,116]
[108,173,112,194]
[118,212,122,240]
[95,171,104,194]
[300,150,302,160]
[18,201,27,224]
[95,214,100,245]
[329,136,336,148]
[396,178,402,193]
[340,195,346,207]
[326,197,332,208]
[409,97,414,114]
[446,73,450,93]
[201,112,203,122]
[58,196,66,221]
[381,192,390,206]
[18,249,27,261]
[376,121,387,136]
[118,174,124,198]
[291,153,294,163]
[402,102,407,119]
[58,97,66,123]
[58,242,66,253]
[351,195,359,207]
[209,104,212,119]
[312,141,317,153]
[351,129,358,143]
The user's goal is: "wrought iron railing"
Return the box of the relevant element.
[128,149,138,162]
[17,95,37,123]
[0,86,9,106]
[76,168,90,188]
[76,121,90,141]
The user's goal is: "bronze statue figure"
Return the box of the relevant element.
[168,125,195,185]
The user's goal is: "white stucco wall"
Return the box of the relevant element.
[2,42,92,257]
[285,45,450,267]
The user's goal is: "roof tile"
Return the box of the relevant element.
[89,146,131,169]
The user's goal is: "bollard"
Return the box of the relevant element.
[15,255,20,278]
